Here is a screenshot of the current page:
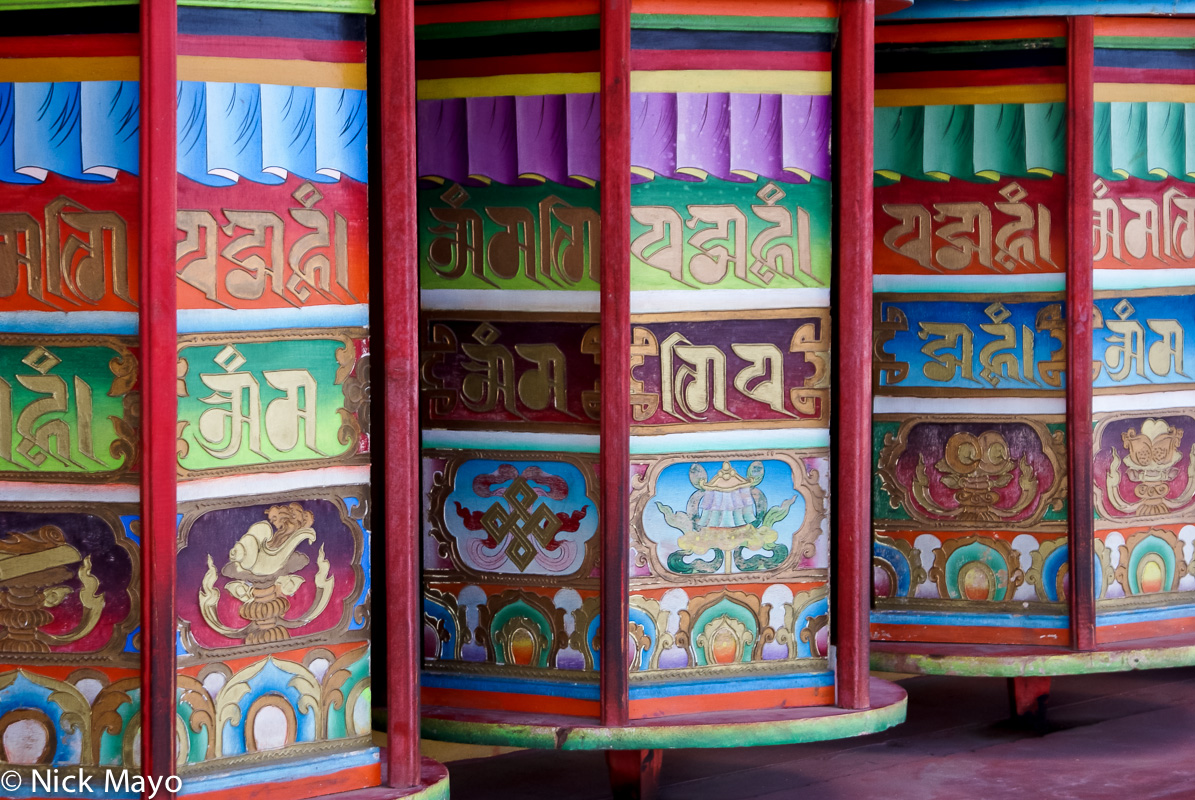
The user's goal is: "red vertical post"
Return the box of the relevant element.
[140,0,178,787]
[381,0,422,788]
[1067,15,1096,652]
[600,0,631,728]
[835,0,874,711]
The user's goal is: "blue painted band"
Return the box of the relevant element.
[422,671,601,700]
[178,747,379,795]
[629,670,833,700]
[871,610,1069,628]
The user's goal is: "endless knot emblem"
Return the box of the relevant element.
[481,476,562,571]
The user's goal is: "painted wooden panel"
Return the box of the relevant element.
[870,21,1072,647]
[1092,20,1195,643]
[0,7,144,786]
[625,1,836,717]
[416,0,604,720]
[168,6,377,793]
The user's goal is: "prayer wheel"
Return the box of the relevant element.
[868,0,1195,717]
[412,1,907,796]
[0,1,444,798]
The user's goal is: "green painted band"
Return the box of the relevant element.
[417,15,600,40]
[870,644,1195,678]
[0,0,374,8]
[630,13,838,33]
[1095,35,1195,49]
[422,696,906,751]
[398,775,451,800]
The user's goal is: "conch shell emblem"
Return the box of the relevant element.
[199,503,334,644]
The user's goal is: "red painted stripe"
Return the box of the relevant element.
[177,33,365,63]
[0,33,138,58]
[630,49,830,72]
[416,51,599,80]
[872,624,1072,647]
[600,0,631,730]
[1094,66,1195,84]
[1068,16,1096,654]
[876,66,1065,90]
[381,0,422,791]
[140,0,178,793]
[182,763,381,800]
[416,0,599,25]
[629,686,834,720]
[421,687,602,718]
[1096,615,1195,644]
[877,18,1067,43]
[837,0,873,713]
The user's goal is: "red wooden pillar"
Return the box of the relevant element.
[381,0,423,789]
[836,0,875,711]
[140,0,178,788]
[1067,14,1096,653]
[600,0,632,730]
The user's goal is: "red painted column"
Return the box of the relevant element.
[600,0,631,728]
[140,0,178,787]
[381,0,422,788]
[1066,15,1096,652]
[836,0,874,711]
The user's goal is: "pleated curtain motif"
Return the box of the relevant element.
[875,102,1066,181]
[0,82,139,183]
[0,80,367,185]
[415,92,831,186]
[1095,102,1195,182]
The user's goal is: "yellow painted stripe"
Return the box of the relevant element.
[875,84,1066,107]
[1095,83,1195,103]
[0,56,137,82]
[417,72,600,99]
[631,70,830,95]
[177,56,366,90]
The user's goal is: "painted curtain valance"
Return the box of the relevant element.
[1096,101,1195,183]
[178,81,367,186]
[0,81,138,184]
[415,92,831,187]
[0,80,367,185]
[875,102,1066,181]
[631,92,830,184]
[417,94,600,187]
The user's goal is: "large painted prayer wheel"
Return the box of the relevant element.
[0,1,444,798]
[413,0,905,795]
[869,0,1195,715]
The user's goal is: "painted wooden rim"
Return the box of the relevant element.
[421,678,906,751]
[871,640,1195,677]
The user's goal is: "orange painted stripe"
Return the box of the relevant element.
[629,685,833,720]
[632,0,836,16]
[416,0,600,25]
[877,18,1067,44]
[1097,615,1195,645]
[182,762,380,800]
[179,640,368,677]
[421,686,601,718]
[871,623,1071,647]
[1093,16,1195,38]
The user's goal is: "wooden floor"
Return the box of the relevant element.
[432,667,1195,799]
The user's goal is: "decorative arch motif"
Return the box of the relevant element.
[929,536,1024,602]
